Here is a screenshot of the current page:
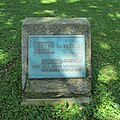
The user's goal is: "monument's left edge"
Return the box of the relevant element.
[22,19,28,92]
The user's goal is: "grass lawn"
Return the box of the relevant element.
[0,0,120,119]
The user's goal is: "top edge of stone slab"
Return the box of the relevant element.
[22,17,90,26]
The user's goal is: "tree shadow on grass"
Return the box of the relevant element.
[0,0,120,119]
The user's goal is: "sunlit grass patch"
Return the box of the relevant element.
[99,42,111,49]
[65,0,80,3]
[33,10,54,15]
[98,65,118,83]
[41,0,56,4]
[0,50,11,64]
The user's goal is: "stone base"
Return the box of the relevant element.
[22,78,91,105]
[22,97,91,105]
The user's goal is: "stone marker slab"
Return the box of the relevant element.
[22,17,91,105]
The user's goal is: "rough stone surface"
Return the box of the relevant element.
[22,17,91,104]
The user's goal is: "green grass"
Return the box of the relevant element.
[0,0,120,119]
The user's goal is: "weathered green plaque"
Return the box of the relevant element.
[28,35,85,79]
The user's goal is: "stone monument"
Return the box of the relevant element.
[22,17,91,105]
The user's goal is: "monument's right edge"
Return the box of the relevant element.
[85,23,91,82]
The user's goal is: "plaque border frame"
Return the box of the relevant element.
[28,35,86,79]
